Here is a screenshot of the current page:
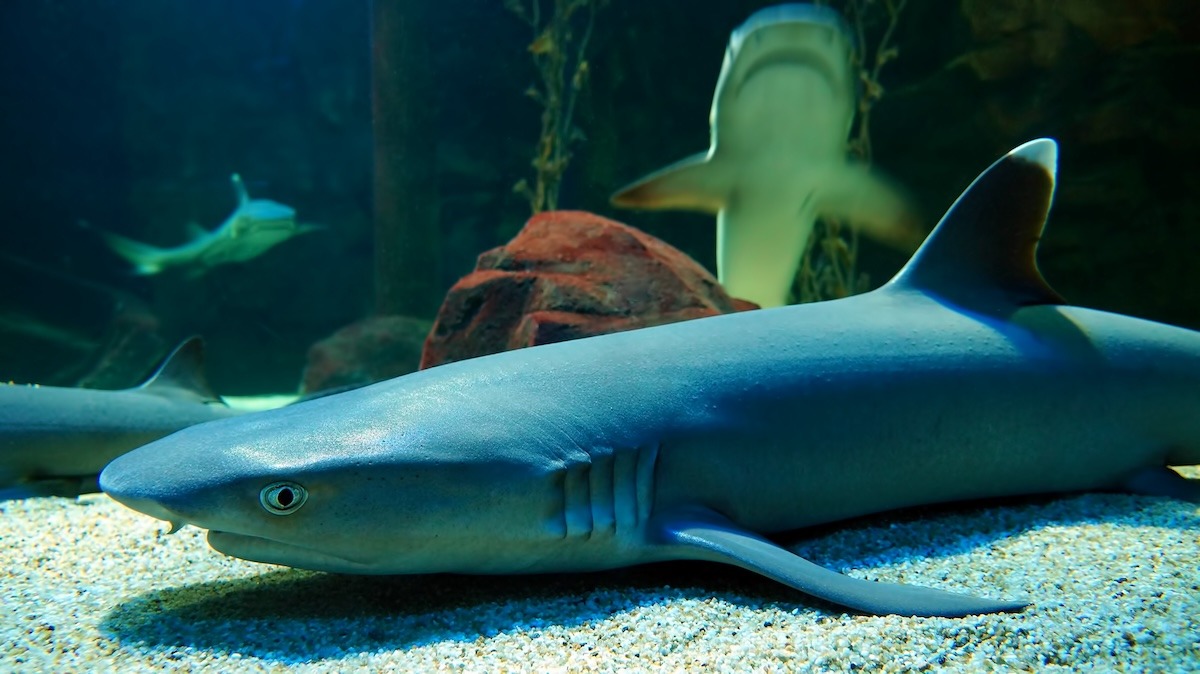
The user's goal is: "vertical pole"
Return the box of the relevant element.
[371,0,441,317]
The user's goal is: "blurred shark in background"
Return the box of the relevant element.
[0,337,243,500]
[91,173,319,277]
[612,3,921,307]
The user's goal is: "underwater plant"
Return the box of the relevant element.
[794,0,908,303]
[507,0,607,214]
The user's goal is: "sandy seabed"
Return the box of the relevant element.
[3,467,1198,673]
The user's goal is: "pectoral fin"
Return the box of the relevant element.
[815,161,925,250]
[653,507,1028,617]
[610,152,730,214]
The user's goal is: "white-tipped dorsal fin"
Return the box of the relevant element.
[231,173,249,207]
[136,336,224,405]
[184,221,209,240]
[885,138,1064,308]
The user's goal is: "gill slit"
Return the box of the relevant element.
[562,442,660,541]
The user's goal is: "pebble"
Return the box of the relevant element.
[1,467,1198,672]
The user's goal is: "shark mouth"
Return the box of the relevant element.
[206,530,378,573]
[237,218,299,233]
[733,49,846,99]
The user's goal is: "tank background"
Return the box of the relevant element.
[0,0,1196,393]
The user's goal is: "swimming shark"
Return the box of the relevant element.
[100,139,1200,618]
[0,337,243,500]
[611,3,921,308]
[95,174,318,277]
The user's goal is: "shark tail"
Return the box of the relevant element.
[97,230,167,275]
[610,152,730,214]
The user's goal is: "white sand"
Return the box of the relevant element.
[3,467,1198,672]
[222,395,302,413]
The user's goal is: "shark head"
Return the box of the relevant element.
[214,174,318,264]
[713,3,857,150]
[226,173,298,237]
[99,381,580,574]
[227,200,301,239]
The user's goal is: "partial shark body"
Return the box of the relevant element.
[612,3,920,307]
[0,337,242,499]
[97,174,317,277]
[101,140,1200,617]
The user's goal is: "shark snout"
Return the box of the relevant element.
[99,451,192,527]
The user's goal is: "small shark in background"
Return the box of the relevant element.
[0,337,243,500]
[103,140,1200,618]
[94,174,319,277]
[612,3,921,308]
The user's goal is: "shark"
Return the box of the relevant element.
[611,3,921,308]
[99,139,1200,618]
[95,174,318,277]
[0,337,243,500]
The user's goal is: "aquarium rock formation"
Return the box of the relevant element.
[420,210,756,369]
[301,315,433,394]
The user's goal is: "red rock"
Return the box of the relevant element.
[420,210,757,369]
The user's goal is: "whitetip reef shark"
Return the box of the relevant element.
[100,139,1200,618]
[611,3,921,308]
[0,337,243,500]
[95,174,318,277]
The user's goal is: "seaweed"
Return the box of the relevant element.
[507,0,607,214]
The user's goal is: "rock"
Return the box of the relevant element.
[420,210,757,369]
[957,0,1189,81]
[301,314,432,394]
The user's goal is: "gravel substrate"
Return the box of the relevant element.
[3,467,1198,672]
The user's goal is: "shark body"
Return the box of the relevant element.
[97,174,316,277]
[0,337,242,499]
[101,140,1200,617]
[612,3,920,307]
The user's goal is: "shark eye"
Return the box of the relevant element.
[260,481,307,515]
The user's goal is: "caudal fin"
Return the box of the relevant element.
[97,230,167,275]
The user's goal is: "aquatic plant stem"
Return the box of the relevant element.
[509,0,605,214]
[795,0,907,303]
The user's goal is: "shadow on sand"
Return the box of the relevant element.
[99,491,1198,662]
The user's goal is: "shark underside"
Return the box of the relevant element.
[611,4,923,308]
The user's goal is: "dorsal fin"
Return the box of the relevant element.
[885,139,1064,308]
[136,336,223,404]
[184,221,209,240]
[231,173,249,207]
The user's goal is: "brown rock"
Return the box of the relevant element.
[957,0,1189,80]
[301,314,432,393]
[420,210,756,369]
